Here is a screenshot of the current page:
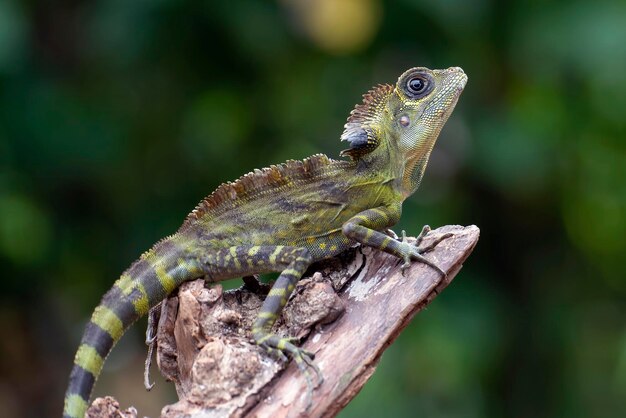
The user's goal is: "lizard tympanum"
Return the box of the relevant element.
[63,66,467,418]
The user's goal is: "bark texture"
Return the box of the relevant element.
[87,224,480,418]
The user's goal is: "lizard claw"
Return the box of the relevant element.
[256,333,323,410]
[415,225,431,246]
[397,227,452,277]
[292,347,323,411]
[409,251,447,277]
[417,232,453,254]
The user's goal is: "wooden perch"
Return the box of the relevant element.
[87,225,480,418]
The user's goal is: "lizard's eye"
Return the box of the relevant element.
[402,71,434,99]
[408,78,425,94]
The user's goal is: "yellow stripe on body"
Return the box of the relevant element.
[155,263,177,294]
[229,247,241,269]
[116,274,149,316]
[269,246,284,265]
[91,305,124,341]
[257,311,277,319]
[64,394,88,418]
[177,257,202,275]
[74,344,104,376]
[246,258,255,269]
[130,282,149,316]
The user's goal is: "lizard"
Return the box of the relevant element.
[63,65,467,418]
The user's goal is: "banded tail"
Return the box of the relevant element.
[63,239,202,418]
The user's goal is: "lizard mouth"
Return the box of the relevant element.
[423,67,467,118]
[447,67,468,99]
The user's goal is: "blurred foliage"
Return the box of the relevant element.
[0,0,625,417]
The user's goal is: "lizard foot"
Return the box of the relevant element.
[414,225,431,247]
[256,334,323,410]
[398,228,453,277]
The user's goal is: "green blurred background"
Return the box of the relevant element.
[1,0,625,417]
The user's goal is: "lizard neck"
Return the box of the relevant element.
[349,132,442,201]
[354,130,412,202]
[391,118,445,199]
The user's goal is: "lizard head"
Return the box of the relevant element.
[341,66,467,196]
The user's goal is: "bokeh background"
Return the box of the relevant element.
[1,0,625,417]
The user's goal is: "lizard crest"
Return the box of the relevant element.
[340,83,394,159]
[184,154,335,224]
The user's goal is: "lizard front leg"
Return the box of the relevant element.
[342,206,450,276]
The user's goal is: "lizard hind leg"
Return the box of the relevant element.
[144,303,163,391]
[250,246,323,407]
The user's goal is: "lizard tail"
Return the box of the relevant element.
[63,239,203,418]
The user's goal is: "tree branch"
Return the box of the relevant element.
[87,225,480,418]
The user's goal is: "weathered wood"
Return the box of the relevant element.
[87,225,479,418]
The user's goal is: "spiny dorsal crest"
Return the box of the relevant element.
[340,83,394,160]
[183,154,332,225]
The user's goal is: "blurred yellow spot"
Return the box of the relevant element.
[283,0,382,54]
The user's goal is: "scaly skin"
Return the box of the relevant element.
[63,66,467,418]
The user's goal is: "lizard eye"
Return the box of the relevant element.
[408,78,425,94]
[402,71,434,99]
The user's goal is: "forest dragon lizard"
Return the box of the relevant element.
[63,66,467,418]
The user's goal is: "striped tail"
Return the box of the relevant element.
[63,240,203,418]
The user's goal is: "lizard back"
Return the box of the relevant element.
[177,154,398,260]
